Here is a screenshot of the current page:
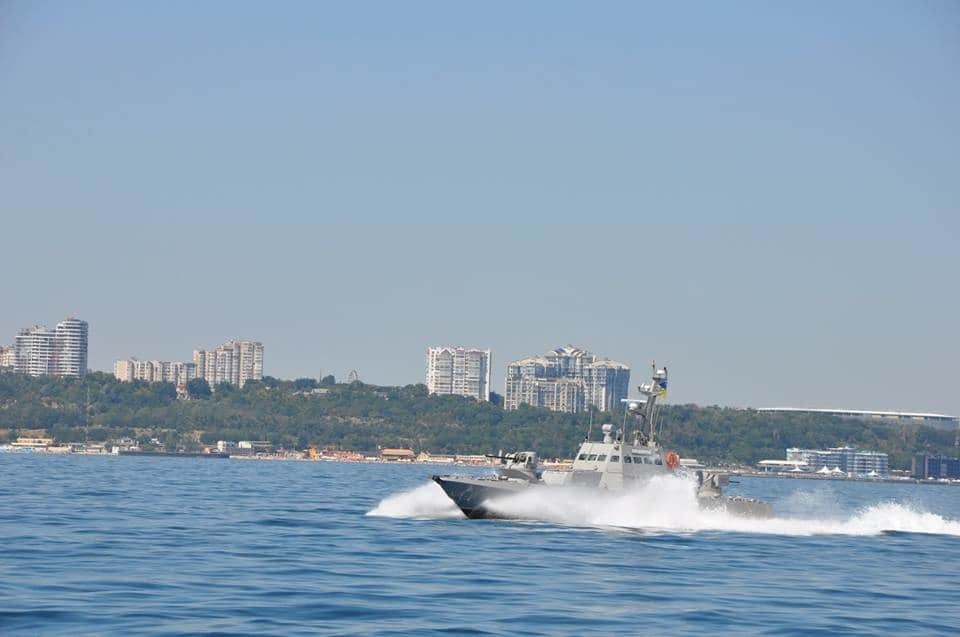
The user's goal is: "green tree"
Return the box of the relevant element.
[186,378,212,399]
[294,378,318,390]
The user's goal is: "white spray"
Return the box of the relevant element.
[368,475,960,537]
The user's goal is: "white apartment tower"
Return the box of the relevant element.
[14,326,57,376]
[55,317,88,378]
[504,345,630,413]
[13,317,88,378]
[426,346,491,402]
[238,341,264,387]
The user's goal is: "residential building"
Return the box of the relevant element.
[214,342,237,386]
[115,340,260,389]
[0,345,16,369]
[134,359,156,382]
[55,317,88,378]
[426,346,491,401]
[10,316,88,378]
[114,359,135,382]
[583,359,632,412]
[238,341,264,387]
[14,325,58,376]
[193,340,264,388]
[504,345,630,413]
[170,361,197,385]
[786,446,889,476]
[115,357,197,386]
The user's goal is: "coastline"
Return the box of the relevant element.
[3,446,958,486]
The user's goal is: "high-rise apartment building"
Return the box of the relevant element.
[114,357,198,386]
[14,326,57,376]
[114,359,135,382]
[238,341,264,387]
[426,346,491,401]
[504,345,630,413]
[193,340,264,388]
[12,317,88,378]
[116,340,261,389]
[582,359,632,412]
[54,317,88,378]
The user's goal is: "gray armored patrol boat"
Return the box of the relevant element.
[433,364,772,520]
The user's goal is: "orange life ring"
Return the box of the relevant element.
[665,451,680,469]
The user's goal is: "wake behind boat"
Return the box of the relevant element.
[433,364,772,520]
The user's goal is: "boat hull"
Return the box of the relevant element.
[433,475,773,520]
[432,476,532,519]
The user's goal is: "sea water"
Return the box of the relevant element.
[1,454,958,635]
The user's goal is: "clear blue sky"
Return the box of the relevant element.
[1,1,957,415]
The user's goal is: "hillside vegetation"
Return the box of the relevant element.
[0,372,954,469]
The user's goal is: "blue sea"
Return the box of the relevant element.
[1,454,958,636]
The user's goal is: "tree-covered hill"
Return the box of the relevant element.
[0,372,954,469]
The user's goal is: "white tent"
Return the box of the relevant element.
[817,466,832,474]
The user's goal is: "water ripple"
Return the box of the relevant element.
[1,454,958,636]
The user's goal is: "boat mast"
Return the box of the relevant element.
[630,361,668,447]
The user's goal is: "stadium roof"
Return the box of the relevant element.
[757,407,957,422]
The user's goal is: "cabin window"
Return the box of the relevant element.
[654,458,663,465]
[634,456,647,464]
[611,456,619,462]
[587,454,598,461]
[624,457,632,463]
[597,454,607,461]
[578,454,587,460]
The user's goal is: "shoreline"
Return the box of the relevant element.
[3,447,958,486]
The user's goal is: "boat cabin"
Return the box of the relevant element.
[565,424,669,488]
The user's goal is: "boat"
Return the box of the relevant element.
[433,363,772,520]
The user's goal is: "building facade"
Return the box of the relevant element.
[193,340,264,388]
[11,317,88,378]
[114,359,135,382]
[114,358,197,385]
[426,346,491,401]
[912,454,960,480]
[504,345,630,413]
[54,317,88,378]
[786,446,889,476]
[14,326,58,376]
[116,340,262,388]
[0,345,18,369]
